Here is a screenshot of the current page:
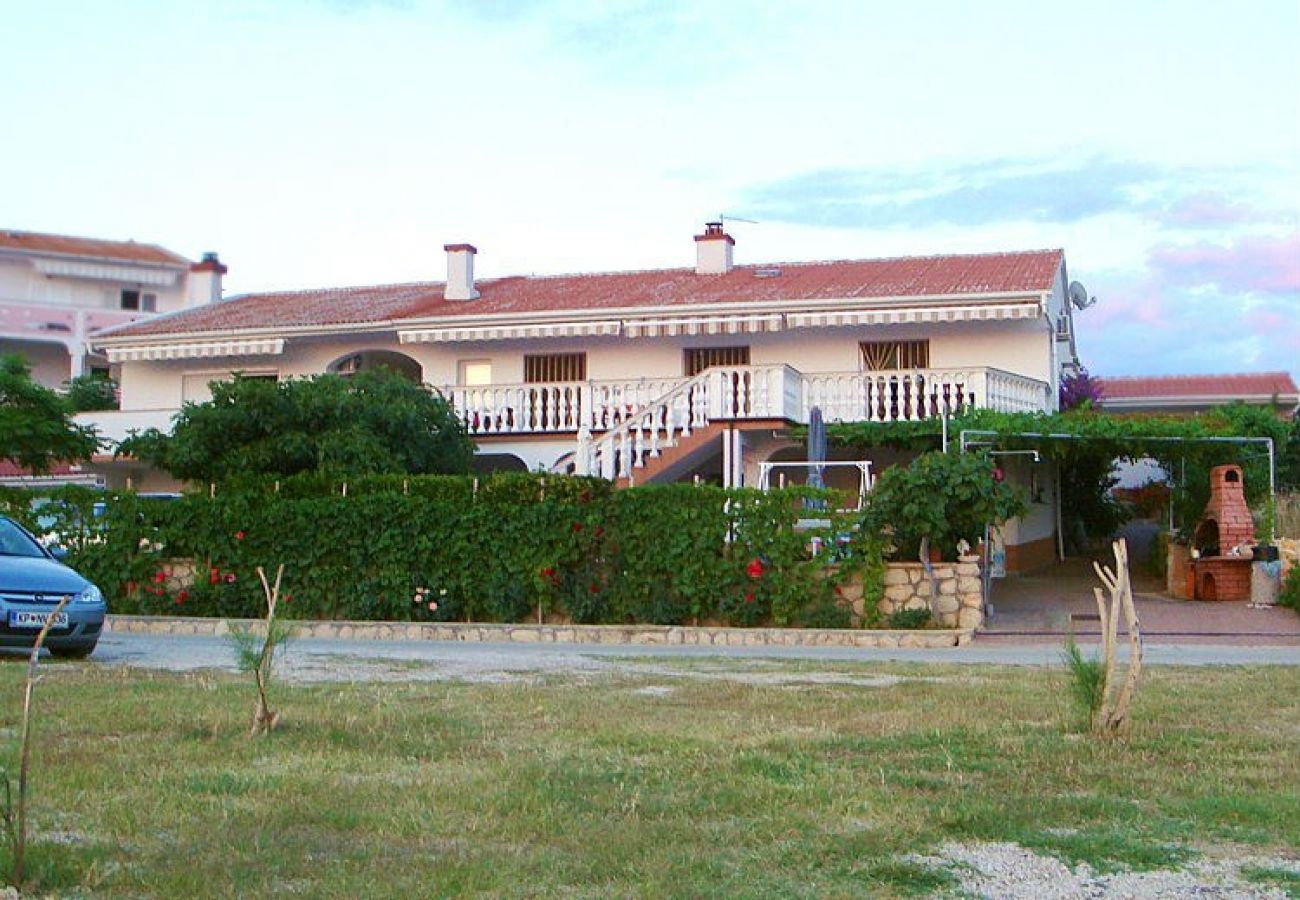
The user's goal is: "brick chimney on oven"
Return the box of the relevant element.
[1194,465,1255,557]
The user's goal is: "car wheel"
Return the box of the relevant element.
[49,645,96,660]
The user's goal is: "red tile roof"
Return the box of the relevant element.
[0,461,81,479]
[1100,372,1300,401]
[0,229,192,267]
[102,249,1063,339]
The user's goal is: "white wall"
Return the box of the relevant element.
[0,338,70,386]
[0,257,189,313]
[113,317,1055,411]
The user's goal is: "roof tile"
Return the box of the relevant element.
[104,249,1063,339]
[0,229,191,267]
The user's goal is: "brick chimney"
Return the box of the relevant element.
[1193,465,1255,556]
[444,243,479,301]
[694,222,734,275]
[186,252,227,307]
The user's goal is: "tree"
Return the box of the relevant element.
[63,373,119,412]
[0,354,99,474]
[119,369,475,482]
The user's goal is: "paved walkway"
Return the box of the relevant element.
[986,558,1300,646]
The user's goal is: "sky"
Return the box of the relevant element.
[3,0,1298,380]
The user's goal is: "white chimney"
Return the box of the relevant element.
[444,243,480,300]
[186,252,226,307]
[694,222,734,275]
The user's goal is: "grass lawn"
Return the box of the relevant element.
[0,657,1297,897]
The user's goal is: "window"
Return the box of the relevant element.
[524,353,587,383]
[120,289,157,312]
[684,346,750,376]
[860,339,929,371]
[459,360,493,386]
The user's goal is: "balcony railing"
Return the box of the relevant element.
[449,366,1049,437]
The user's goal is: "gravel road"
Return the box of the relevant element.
[62,632,1300,684]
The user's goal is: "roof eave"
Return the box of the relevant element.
[92,289,1049,348]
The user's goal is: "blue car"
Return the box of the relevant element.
[0,515,106,658]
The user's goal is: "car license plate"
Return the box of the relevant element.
[8,611,69,629]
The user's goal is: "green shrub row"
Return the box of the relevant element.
[0,476,884,628]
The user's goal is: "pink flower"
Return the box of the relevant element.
[224,573,237,584]
[427,601,438,611]
[234,531,245,540]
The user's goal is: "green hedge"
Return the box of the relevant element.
[0,476,883,628]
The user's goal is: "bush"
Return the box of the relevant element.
[1279,564,1300,613]
[7,475,883,629]
[860,451,1025,560]
[885,607,931,630]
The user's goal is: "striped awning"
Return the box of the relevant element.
[786,302,1041,328]
[399,321,622,343]
[34,259,180,286]
[104,339,285,362]
[622,314,783,338]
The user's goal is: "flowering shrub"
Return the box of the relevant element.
[1,475,884,628]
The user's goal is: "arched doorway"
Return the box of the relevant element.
[327,350,423,382]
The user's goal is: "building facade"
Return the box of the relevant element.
[0,229,225,389]
[84,224,1083,568]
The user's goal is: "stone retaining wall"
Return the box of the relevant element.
[879,556,984,629]
[107,616,973,648]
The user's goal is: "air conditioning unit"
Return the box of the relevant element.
[1055,315,1071,341]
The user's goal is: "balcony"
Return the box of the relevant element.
[446,366,1050,437]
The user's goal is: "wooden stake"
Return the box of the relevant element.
[14,596,72,887]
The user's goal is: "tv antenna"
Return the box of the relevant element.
[720,214,759,226]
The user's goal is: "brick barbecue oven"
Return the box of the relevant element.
[1190,465,1255,600]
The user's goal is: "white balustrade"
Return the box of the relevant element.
[452,365,1051,478]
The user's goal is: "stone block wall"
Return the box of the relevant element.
[877,557,984,629]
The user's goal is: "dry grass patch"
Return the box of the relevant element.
[0,659,1294,896]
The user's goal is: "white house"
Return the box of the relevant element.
[0,229,225,388]
[84,224,1081,570]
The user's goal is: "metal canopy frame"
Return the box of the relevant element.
[957,429,1278,554]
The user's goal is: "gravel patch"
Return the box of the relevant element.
[909,841,1298,899]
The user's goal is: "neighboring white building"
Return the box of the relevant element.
[0,229,225,388]
[86,223,1083,569]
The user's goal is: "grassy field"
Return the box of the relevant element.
[0,657,1297,897]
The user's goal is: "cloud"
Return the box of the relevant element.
[1155,190,1259,229]
[1148,233,1300,296]
[1075,233,1300,376]
[741,157,1167,229]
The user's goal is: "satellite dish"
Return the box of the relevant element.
[1068,281,1096,311]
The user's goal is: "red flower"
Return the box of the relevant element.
[746,558,763,579]
[992,466,1005,484]
[588,584,600,594]
[594,526,604,537]
[234,530,245,540]
[152,570,166,584]
[744,591,755,603]
[208,567,220,586]
[224,573,237,584]
[177,590,188,602]
[125,581,136,594]
[174,596,183,605]
[283,594,292,604]
[571,522,583,533]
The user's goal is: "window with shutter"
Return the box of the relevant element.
[683,346,750,376]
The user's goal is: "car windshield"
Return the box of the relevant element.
[0,519,47,559]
